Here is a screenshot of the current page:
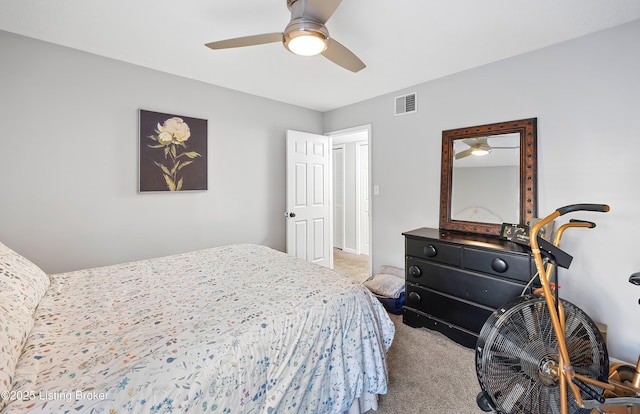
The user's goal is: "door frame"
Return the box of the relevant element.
[326,124,372,272]
[355,140,369,255]
[332,144,346,251]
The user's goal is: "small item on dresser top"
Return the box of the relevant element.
[499,222,531,245]
[363,265,405,314]
[500,219,555,246]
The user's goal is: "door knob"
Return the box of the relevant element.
[285,212,296,218]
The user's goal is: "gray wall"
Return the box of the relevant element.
[0,30,322,274]
[323,20,640,362]
[452,166,519,223]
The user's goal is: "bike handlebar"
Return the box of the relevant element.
[568,219,596,228]
[530,204,609,254]
[557,204,610,216]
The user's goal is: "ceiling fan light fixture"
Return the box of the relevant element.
[283,18,329,56]
[285,31,327,56]
[206,0,365,72]
[471,144,492,156]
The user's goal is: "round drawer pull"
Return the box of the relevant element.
[408,265,422,278]
[491,257,508,273]
[408,291,422,304]
[424,244,437,257]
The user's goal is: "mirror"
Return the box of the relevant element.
[439,118,537,236]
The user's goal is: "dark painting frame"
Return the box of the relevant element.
[139,109,207,192]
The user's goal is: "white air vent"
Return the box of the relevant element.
[394,92,417,116]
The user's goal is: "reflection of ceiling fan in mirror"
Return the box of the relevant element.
[205,0,365,73]
[455,137,518,160]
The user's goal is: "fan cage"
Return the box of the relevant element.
[476,295,608,414]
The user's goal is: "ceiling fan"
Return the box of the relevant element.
[455,137,518,160]
[205,0,365,73]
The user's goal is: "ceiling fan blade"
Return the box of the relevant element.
[321,38,365,72]
[205,33,283,50]
[301,0,343,23]
[463,137,488,147]
[455,148,473,160]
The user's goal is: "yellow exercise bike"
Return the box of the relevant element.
[476,204,640,414]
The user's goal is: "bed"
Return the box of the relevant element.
[0,242,395,413]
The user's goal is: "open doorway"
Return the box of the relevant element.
[328,125,371,281]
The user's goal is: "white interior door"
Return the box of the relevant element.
[286,130,332,268]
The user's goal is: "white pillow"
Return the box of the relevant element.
[378,265,404,278]
[363,273,405,298]
[0,293,35,410]
[0,242,50,409]
[0,242,50,313]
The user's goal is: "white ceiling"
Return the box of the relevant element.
[2,0,640,112]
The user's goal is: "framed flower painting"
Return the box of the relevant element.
[139,109,207,192]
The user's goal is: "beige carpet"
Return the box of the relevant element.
[375,313,485,414]
[333,248,371,283]
[333,248,484,414]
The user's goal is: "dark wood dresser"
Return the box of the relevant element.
[402,227,535,348]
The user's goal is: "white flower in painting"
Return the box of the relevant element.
[159,117,191,142]
[147,115,200,191]
[157,131,173,145]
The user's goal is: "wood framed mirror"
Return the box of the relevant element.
[439,118,538,236]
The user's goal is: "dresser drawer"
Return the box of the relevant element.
[405,283,493,334]
[403,309,478,349]
[406,258,525,309]
[406,237,461,266]
[463,247,532,283]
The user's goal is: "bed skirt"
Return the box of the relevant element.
[347,392,379,413]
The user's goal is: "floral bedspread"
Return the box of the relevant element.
[4,244,395,413]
